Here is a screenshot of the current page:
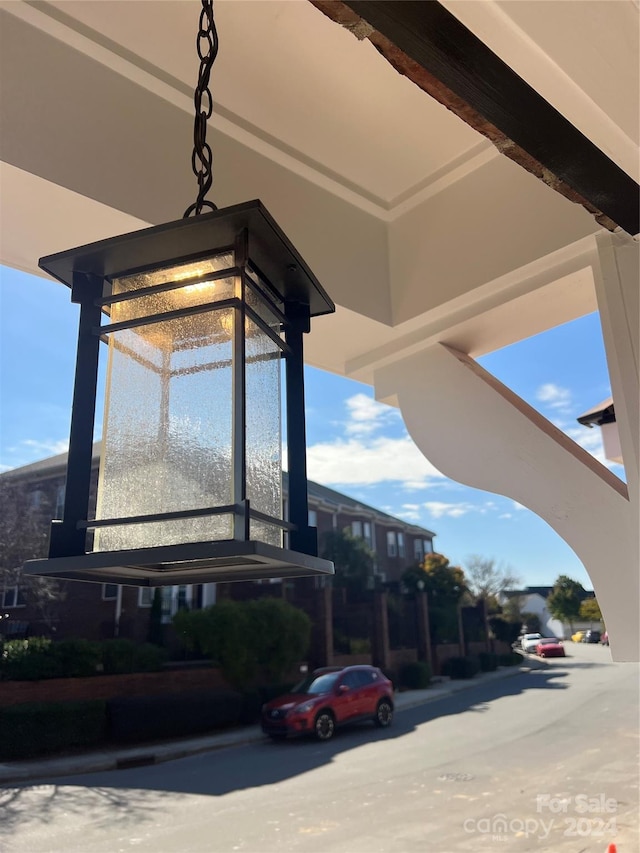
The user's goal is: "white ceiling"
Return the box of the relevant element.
[17,0,638,214]
[0,0,636,379]
[38,0,488,211]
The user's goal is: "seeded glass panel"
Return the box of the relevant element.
[110,253,234,316]
[108,254,235,352]
[95,266,235,550]
[245,314,282,547]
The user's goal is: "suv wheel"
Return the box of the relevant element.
[375,699,393,728]
[314,710,335,741]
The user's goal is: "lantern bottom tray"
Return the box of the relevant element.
[23,540,335,586]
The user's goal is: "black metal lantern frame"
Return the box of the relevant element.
[23,200,335,586]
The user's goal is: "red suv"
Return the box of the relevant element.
[261,665,394,742]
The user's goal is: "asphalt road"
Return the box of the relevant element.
[1,642,637,853]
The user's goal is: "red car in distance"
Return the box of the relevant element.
[535,638,566,658]
[261,665,394,742]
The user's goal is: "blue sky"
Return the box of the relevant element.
[1,264,622,591]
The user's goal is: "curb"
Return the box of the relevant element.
[0,663,534,786]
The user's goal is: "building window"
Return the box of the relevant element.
[161,587,173,624]
[397,532,405,558]
[308,509,317,527]
[363,521,373,549]
[54,484,65,519]
[2,586,25,608]
[176,585,189,611]
[351,520,363,538]
[157,585,193,623]
[414,539,423,562]
[386,531,397,557]
[424,539,433,555]
[138,588,154,608]
[29,489,45,510]
[102,583,118,601]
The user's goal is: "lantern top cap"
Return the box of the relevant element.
[39,199,335,318]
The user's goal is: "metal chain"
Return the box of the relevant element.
[183,0,219,217]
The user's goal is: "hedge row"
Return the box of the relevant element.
[398,661,431,689]
[0,686,265,759]
[441,651,522,679]
[0,637,167,681]
[107,689,243,742]
[0,700,107,760]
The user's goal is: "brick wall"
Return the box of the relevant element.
[0,666,229,708]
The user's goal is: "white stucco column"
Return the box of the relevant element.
[375,279,639,660]
[593,233,639,496]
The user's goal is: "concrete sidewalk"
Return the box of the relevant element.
[0,662,537,786]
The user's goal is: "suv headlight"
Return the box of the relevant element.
[294,701,314,714]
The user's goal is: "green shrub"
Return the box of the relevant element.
[349,637,371,655]
[498,652,523,667]
[478,652,498,672]
[0,636,167,681]
[441,656,480,679]
[173,602,251,687]
[132,643,167,672]
[101,638,138,674]
[0,637,54,681]
[173,599,311,689]
[250,598,311,685]
[0,700,107,760]
[399,661,431,689]
[51,639,102,677]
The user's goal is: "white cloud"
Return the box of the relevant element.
[307,435,445,488]
[499,513,513,519]
[344,393,400,437]
[421,499,504,519]
[512,501,527,512]
[306,392,443,488]
[422,501,476,519]
[22,439,69,456]
[398,504,421,522]
[1,438,69,471]
[536,383,573,413]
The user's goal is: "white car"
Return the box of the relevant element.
[521,633,543,653]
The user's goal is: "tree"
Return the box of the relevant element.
[501,594,526,625]
[0,483,49,586]
[402,553,468,644]
[321,529,374,599]
[579,598,602,624]
[464,554,521,601]
[421,553,468,604]
[0,482,66,632]
[521,612,541,634]
[488,615,522,645]
[547,575,585,632]
[147,589,164,646]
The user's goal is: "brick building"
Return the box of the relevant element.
[0,445,435,643]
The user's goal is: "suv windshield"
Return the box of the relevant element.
[292,672,341,695]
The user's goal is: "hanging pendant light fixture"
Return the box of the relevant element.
[23,0,335,587]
